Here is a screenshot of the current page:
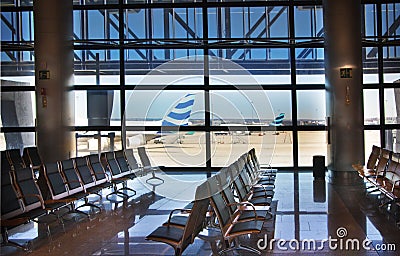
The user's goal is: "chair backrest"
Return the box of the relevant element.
[210,190,232,236]
[125,148,140,171]
[366,145,381,169]
[232,174,248,202]
[385,153,400,191]
[74,157,96,189]
[137,147,151,168]
[87,154,108,184]
[115,150,132,176]
[12,167,44,212]
[1,170,24,219]
[249,148,260,170]
[43,162,69,200]
[22,147,43,170]
[221,185,239,215]
[104,152,123,178]
[6,148,25,170]
[179,184,210,251]
[2,151,13,171]
[59,159,84,195]
[375,149,391,177]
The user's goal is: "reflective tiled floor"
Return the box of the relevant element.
[1,171,400,255]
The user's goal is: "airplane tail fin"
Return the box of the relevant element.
[161,93,196,126]
[270,113,285,126]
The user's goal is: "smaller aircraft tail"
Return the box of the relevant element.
[270,113,285,126]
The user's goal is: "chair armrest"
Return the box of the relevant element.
[45,198,76,205]
[227,202,258,219]
[165,208,191,226]
[19,193,45,208]
[1,217,30,228]
[65,179,83,186]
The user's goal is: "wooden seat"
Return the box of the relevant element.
[9,167,63,237]
[209,187,263,255]
[1,168,29,251]
[86,154,114,191]
[73,157,104,200]
[137,146,164,185]
[102,152,136,200]
[59,158,101,215]
[146,182,210,256]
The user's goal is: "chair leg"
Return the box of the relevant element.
[218,238,261,255]
[146,169,164,185]
[1,228,30,252]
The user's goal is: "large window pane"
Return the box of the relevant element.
[74,90,120,126]
[1,50,35,79]
[363,47,379,84]
[75,131,122,157]
[363,4,377,39]
[124,90,204,127]
[364,130,380,164]
[364,89,380,125]
[384,88,400,124]
[297,90,326,126]
[74,50,120,85]
[126,131,206,167]
[211,130,292,167]
[208,6,288,39]
[382,3,400,39]
[125,51,204,86]
[150,8,202,40]
[0,132,35,151]
[209,49,291,85]
[1,11,34,42]
[383,46,400,83]
[1,91,35,127]
[74,9,119,41]
[295,48,325,84]
[271,131,293,167]
[210,90,291,126]
[294,6,323,41]
[298,131,327,167]
[385,129,400,152]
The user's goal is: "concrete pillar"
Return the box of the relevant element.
[34,0,74,162]
[323,0,364,184]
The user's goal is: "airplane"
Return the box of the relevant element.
[126,93,196,146]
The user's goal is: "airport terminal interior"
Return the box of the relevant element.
[1,0,400,255]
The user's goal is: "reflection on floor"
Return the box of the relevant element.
[1,172,400,255]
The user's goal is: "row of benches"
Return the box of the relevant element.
[146,148,277,255]
[353,145,400,226]
[1,146,163,251]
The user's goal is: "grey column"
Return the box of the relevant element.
[323,0,364,185]
[34,0,74,163]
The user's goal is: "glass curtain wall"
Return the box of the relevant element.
[1,0,399,169]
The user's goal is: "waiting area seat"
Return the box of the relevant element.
[146,182,210,256]
[356,145,400,227]
[146,149,275,255]
[137,146,164,185]
[1,165,64,251]
[102,151,136,200]
[2,147,275,253]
